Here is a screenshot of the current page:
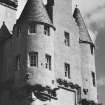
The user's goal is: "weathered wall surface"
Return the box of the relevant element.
[53,0,82,87]
[52,0,82,105]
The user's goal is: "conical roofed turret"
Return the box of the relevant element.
[17,0,53,27]
[14,0,57,101]
[73,7,93,43]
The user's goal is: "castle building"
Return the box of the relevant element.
[0,0,98,105]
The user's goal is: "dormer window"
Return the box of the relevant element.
[44,25,50,36]
[29,23,37,33]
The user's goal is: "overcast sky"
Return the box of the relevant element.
[17,0,105,104]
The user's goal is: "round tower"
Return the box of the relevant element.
[13,0,57,104]
[73,7,98,104]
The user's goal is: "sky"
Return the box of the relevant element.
[17,0,105,104]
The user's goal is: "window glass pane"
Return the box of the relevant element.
[29,52,38,67]
[17,55,21,71]
[44,25,50,36]
[45,54,51,70]
[29,24,37,33]
[64,32,70,46]
[65,63,70,78]
[92,72,96,86]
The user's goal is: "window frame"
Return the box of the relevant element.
[45,54,51,70]
[91,72,96,87]
[29,52,38,67]
[44,25,50,36]
[64,63,70,79]
[28,23,37,34]
[64,31,70,46]
[16,55,21,71]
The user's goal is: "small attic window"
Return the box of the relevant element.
[29,23,37,34]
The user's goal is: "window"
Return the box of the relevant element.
[91,72,96,86]
[29,23,37,33]
[90,45,94,54]
[17,26,21,36]
[64,31,70,46]
[29,52,38,67]
[83,89,88,95]
[64,63,70,78]
[45,54,51,70]
[44,25,50,36]
[17,55,21,71]
[18,27,21,33]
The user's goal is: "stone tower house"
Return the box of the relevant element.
[0,0,98,105]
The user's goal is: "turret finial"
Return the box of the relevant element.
[3,21,5,25]
[76,4,78,8]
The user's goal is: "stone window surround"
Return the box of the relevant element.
[28,51,38,67]
[45,54,51,70]
[64,31,70,46]
[64,63,70,79]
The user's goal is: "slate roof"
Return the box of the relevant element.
[17,0,53,27]
[73,7,93,43]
